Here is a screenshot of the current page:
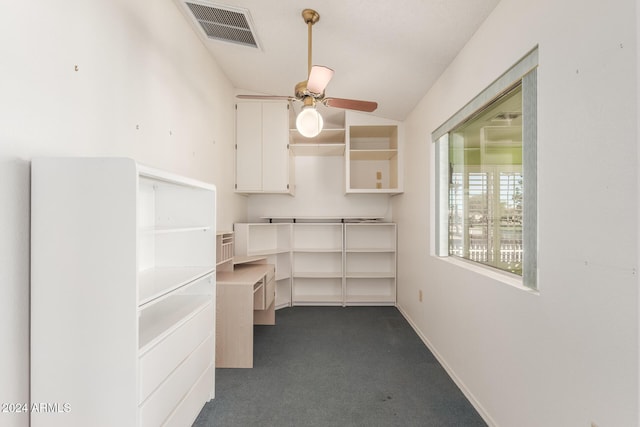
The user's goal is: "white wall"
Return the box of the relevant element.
[0,1,245,426]
[395,0,638,426]
[247,156,392,221]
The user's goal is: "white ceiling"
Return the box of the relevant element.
[178,0,500,121]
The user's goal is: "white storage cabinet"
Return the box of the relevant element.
[235,101,293,194]
[31,157,216,427]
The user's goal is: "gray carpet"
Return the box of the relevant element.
[193,306,487,427]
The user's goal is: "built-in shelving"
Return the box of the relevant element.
[344,223,397,305]
[345,111,403,194]
[234,223,292,309]
[234,221,397,307]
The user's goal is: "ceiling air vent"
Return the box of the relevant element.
[184,1,260,49]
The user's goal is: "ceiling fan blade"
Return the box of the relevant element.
[236,94,294,101]
[323,97,378,112]
[306,65,334,94]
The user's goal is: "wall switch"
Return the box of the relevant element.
[376,171,382,180]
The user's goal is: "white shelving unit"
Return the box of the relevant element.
[345,110,404,194]
[292,223,344,305]
[233,221,397,307]
[31,157,216,427]
[344,223,397,305]
[234,223,292,309]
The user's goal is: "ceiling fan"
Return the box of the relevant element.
[237,8,378,138]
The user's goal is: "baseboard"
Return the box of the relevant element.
[395,303,498,427]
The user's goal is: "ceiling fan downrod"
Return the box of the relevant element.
[302,9,320,77]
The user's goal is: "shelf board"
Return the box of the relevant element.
[345,188,403,195]
[292,294,343,304]
[345,295,395,303]
[140,226,212,234]
[349,149,398,161]
[289,128,345,144]
[292,272,343,278]
[293,248,343,253]
[246,248,290,256]
[138,295,211,353]
[138,266,215,307]
[345,247,395,253]
[290,143,345,156]
[345,272,396,278]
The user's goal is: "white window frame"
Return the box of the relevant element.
[433,48,538,290]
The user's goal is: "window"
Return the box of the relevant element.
[434,49,537,289]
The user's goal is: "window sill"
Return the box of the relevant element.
[435,256,539,295]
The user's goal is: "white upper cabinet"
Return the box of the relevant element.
[235,101,293,194]
[345,110,404,194]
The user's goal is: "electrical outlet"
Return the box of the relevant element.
[418,290,423,302]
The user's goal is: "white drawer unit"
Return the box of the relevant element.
[31,157,216,427]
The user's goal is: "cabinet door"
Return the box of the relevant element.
[262,102,290,192]
[235,102,262,192]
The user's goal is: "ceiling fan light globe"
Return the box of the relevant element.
[296,107,324,138]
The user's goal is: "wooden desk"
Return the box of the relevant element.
[216,263,275,368]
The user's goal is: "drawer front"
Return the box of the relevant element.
[162,365,214,427]
[139,334,214,427]
[139,301,213,403]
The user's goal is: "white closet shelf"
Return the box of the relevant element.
[138,266,215,307]
[138,295,212,353]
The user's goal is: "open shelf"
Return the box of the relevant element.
[138,295,212,353]
[138,266,215,307]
